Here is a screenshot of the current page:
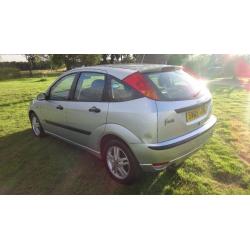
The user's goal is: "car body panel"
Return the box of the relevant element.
[106,97,158,144]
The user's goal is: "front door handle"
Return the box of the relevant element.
[56,105,64,110]
[88,106,101,113]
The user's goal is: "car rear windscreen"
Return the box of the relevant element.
[143,70,203,101]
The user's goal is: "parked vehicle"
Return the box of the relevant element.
[29,64,217,183]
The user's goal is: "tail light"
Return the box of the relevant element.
[123,72,159,100]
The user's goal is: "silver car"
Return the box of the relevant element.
[29,64,217,183]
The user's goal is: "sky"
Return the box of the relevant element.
[0,54,27,62]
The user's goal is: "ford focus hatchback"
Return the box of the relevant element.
[29,64,217,183]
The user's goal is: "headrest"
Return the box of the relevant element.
[91,79,105,89]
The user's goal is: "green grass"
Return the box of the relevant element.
[0,77,250,194]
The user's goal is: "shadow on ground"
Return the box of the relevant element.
[0,129,181,194]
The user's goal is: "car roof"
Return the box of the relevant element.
[63,64,182,80]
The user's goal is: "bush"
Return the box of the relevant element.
[0,67,21,80]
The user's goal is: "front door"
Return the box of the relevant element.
[42,73,77,138]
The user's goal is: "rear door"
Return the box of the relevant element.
[144,70,212,142]
[64,71,109,147]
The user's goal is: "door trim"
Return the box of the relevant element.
[45,120,91,135]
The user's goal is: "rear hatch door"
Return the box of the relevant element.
[143,69,212,142]
[156,96,211,142]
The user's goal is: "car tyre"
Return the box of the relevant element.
[103,139,142,184]
[30,113,45,137]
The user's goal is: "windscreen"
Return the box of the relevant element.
[144,70,203,101]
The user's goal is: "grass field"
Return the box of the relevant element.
[0,76,250,194]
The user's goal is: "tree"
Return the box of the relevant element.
[101,54,136,64]
[64,55,78,70]
[134,54,189,65]
[183,54,215,78]
[78,54,101,66]
[50,55,66,69]
[114,54,121,62]
[102,54,109,64]
[110,54,115,64]
[41,54,54,70]
[167,54,189,65]
[25,54,37,76]
[121,54,136,63]
[49,54,101,70]
[134,54,166,64]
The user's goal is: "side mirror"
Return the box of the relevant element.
[37,93,47,101]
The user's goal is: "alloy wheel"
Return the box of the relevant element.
[106,146,130,180]
[32,116,41,136]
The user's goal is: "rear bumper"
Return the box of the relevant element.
[130,115,217,171]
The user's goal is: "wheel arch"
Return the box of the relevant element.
[28,110,36,120]
[29,109,43,122]
[99,124,142,159]
[100,134,130,157]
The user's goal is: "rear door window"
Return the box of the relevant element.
[74,72,105,102]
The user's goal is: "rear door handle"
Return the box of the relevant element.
[56,105,64,110]
[88,106,101,113]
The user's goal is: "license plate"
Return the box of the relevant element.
[186,105,207,122]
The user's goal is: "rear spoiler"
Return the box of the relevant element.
[140,65,183,74]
